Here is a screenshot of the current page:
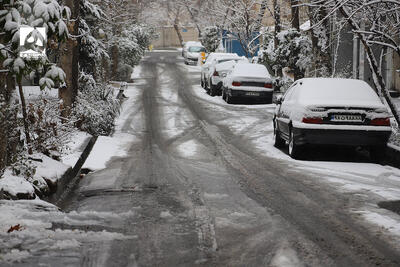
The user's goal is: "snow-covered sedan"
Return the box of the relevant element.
[184,44,206,65]
[182,41,201,58]
[273,78,392,160]
[201,53,242,96]
[222,63,274,104]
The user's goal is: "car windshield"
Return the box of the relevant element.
[189,46,205,52]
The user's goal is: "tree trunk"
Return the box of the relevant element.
[185,5,201,37]
[273,0,281,48]
[309,6,332,76]
[59,0,80,118]
[339,5,400,125]
[255,0,268,32]
[290,0,300,31]
[0,71,8,172]
[173,16,184,47]
[17,78,32,155]
[111,44,119,80]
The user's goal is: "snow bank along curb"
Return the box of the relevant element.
[45,136,98,205]
[386,144,400,168]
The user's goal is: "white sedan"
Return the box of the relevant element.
[222,63,274,104]
[273,78,392,160]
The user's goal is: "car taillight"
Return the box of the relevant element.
[264,83,273,88]
[232,81,241,86]
[213,71,219,76]
[302,117,323,124]
[370,118,390,126]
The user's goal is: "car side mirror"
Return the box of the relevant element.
[274,95,283,105]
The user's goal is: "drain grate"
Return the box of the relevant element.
[378,200,400,215]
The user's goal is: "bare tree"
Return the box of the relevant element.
[308,0,400,124]
[290,0,300,30]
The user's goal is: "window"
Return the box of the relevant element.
[189,46,206,53]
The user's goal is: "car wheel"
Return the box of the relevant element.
[288,129,300,159]
[370,145,386,164]
[226,94,234,104]
[273,121,285,148]
[210,84,216,96]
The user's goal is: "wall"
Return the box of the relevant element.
[152,26,200,48]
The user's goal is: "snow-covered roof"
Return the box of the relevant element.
[297,78,384,108]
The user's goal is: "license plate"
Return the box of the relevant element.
[246,92,260,96]
[331,114,362,122]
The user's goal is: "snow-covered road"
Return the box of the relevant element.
[1,51,400,266]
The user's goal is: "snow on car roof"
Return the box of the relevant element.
[215,60,238,71]
[184,41,202,47]
[208,53,239,59]
[232,63,271,78]
[297,78,384,107]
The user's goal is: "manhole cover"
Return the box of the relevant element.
[378,200,400,215]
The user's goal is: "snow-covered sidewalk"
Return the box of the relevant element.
[0,66,144,264]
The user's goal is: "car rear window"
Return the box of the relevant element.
[232,64,270,78]
[298,79,381,104]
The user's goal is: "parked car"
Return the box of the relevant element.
[200,53,242,96]
[273,78,392,160]
[182,41,204,61]
[184,45,206,65]
[222,63,274,104]
[209,58,248,96]
[182,41,198,57]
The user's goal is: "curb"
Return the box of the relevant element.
[45,136,98,206]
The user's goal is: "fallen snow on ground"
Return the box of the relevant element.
[33,153,70,184]
[83,90,141,171]
[177,140,198,157]
[358,210,400,237]
[21,86,58,102]
[83,133,133,171]
[131,65,142,80]
[271,244,303,267]
[0,199,136,263]
[61,131,91,167]
[159,66,197,140]
[0,170,35,198]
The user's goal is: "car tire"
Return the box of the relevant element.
[226,94,234,104]
[210,84,216,96]
[288,129,301,159]
[273,121,285,148]
[222,90,226,101]
[370,145,386,164]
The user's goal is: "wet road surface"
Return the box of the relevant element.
[15,51,400,266]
